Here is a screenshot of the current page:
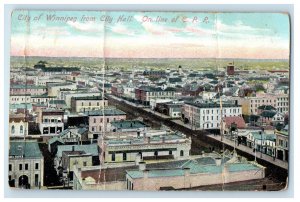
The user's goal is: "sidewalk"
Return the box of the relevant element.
[207,134,288,170]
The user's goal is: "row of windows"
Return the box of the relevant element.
[277,102,288,106]
[201,108,240,114]
[43,118,62,123]
[11,97,30,101]
[11,125,24,134]
[110,150,184,161]
[12,88,46,92]
[81,102,107,106]
[91,126,102,132]
[147,92,174,96]
[93,117,117,123]
[202,123,220,128]
[251,99,276,103]
[9,163,39,171]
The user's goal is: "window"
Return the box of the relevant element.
[35,174,39,187]
[9,164,12,171]
[94,118,96,123]
[154,151,158,156]
[11,125,15,134]
[123,153,127,161]
[20,125,23,134]
[83,162,87,166]
[25,164,28,170]
[97,102,99,106]
[81,102,84,106]
[169,151,172,155]
[112,153,115,161]
[35,163,39,170]
[180,150,184,156]
[89,102,91,106]
[211,116,213,120]
[107,118,110,123]
[19,164,22,171]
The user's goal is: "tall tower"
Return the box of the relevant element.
[226,62,235,76]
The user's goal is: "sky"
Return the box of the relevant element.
[10,10,290,59]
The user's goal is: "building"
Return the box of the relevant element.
[47,127,89,154]
[61,150,93,184]
[10,85,47,96]
[155,102,183,118]
[37,109,64,136]
[10,94,31,104]
[143,70,166,78]
[245,131,276,157]
[236,93,289,116]
[8,141,44,189]
[54,144,99,179]
[70,96,108,113]
[9,117,28,138]
[275,125,289,161]
[182,102,242,130]
[86,108,127,134]
[47,82,77,97]
[99,131,191,163]
[275,94,289,114]
[227,63,235,75]
[135,86,176,106]
[125,156,265,190]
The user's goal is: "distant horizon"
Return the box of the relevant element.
[10,55,289,61]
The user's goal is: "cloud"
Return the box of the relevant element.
[67,21,104,33]
[110,24,135,36]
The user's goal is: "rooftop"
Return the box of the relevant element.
[85,108,126,116]
[9,141,43,158]
[185,101,240,109]
[111,120,148,130]
[72,96,105,101]
[56,144,98,157]
[126,157,262,179]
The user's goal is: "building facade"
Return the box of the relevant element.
[8,141,44,189]
[182,102,242,130]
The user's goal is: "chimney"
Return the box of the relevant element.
[215,157,222,166]
[183,167,190,177]
[139,161,146,171]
